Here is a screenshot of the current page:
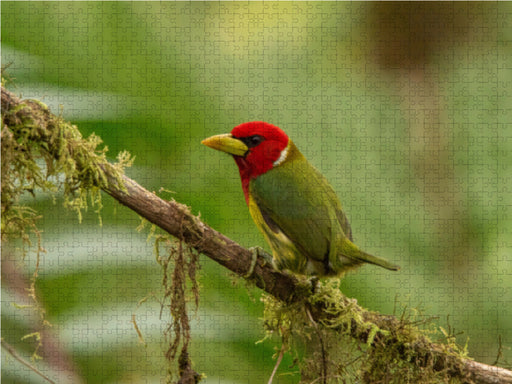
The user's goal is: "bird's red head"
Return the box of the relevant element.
[201,122,290,204]
[230,122,289,203]
[230,121,289,180]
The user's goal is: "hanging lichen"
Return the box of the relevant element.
[136,218,203,384]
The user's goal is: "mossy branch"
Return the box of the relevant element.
[2,85,511,384]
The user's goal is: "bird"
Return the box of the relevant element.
[201,121,400,277]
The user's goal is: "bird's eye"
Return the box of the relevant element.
[241,135,264,148]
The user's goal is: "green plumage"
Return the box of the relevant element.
[249,140,400,276]
[202,123,400,277]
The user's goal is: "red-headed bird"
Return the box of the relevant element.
[202,122,400,277]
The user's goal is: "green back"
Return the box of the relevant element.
[250,141,352,263]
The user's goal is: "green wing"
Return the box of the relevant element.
[250,154,351,265]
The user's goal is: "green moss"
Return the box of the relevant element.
[1,86,133,240]
[260,279,471,383]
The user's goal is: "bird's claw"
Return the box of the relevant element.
[245,246,273,278]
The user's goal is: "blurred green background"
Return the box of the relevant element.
[2,2,511,383]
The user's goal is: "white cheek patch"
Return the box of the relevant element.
[273,144,289,167]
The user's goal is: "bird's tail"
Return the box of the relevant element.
[355,248,400,271]
[340,238,400,271]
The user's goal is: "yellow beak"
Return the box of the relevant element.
[201,133,249,157]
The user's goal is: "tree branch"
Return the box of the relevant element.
[2,85,511,384]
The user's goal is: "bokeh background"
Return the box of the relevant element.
[2,2,511,383]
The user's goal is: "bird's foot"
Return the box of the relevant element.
[245,246,273,278]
